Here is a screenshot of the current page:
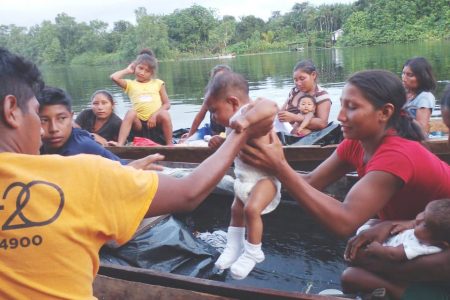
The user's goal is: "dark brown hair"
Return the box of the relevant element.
[347,70,426,141]
[0,47,44,115]
[426,199,450,244]
[403,57,436,93]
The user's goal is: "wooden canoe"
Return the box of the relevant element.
[95,264,344,300]
[94,195,352,300]
[107,138,450,171]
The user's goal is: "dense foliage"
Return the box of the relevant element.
[0,0,448,65]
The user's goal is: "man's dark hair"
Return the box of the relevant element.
[37,86,72,112]
[0,47,44,115]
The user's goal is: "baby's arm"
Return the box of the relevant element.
[230,98,278,133]
[295,112,314,133]
[365,241,407,261]
[110,63,135,89]
[185,104,208,138]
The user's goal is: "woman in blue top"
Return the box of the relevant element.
[402,57,436,133]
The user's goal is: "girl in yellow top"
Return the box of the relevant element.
[110,50,173,145]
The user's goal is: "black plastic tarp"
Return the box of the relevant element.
[100,216,220,278]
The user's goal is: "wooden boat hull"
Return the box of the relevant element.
[95,264,342,300]
[107,138,450,171]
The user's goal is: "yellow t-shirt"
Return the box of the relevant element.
[0,153,158,299]
[124,79,164,121]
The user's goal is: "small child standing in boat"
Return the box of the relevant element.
[110,49,173,145]
[342,199,450,299]
[291,94,316,137]
[182,64,231,141]
[204,71,280,280]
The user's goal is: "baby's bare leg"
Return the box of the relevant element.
[230,197,245,227]
[230,179,276,280]
[245,178,277,244]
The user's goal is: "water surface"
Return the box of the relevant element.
[41,40,449,129]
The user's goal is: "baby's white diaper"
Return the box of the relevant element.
[234,177,281,214]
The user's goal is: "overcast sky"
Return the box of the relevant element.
[1,0,355,28]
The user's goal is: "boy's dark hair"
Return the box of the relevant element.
[347,70,426,142]
[426,199,450,244]
[206,71,249,101]
[403,57,436,92]
[0,47,44,116]
[37,86,72,112]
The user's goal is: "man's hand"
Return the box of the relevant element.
[127,153,165,171]
[245,115,274,139]
[229,114,250,133]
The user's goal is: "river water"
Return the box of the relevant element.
[41,40,449,130]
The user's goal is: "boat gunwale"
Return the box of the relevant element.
[98,263,344,300]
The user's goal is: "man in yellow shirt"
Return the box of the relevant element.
[0,47,273,299]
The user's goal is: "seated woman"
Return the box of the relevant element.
[241,71,450,298]
[278,59,331,133]
[75,90,122,146]
[402,57,437,134]
[39,86,163,169]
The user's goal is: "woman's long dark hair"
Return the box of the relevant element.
[403,57,436,93]
[347,70,426,141]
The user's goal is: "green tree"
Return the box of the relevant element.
[1,25,28,55]
[42,37,64,63]
[209,17,236,53]
[109,20,136,60]
[54,13,84,62]
[165,5,216,52]
[235,16,266,42]
[135,7,170,59]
